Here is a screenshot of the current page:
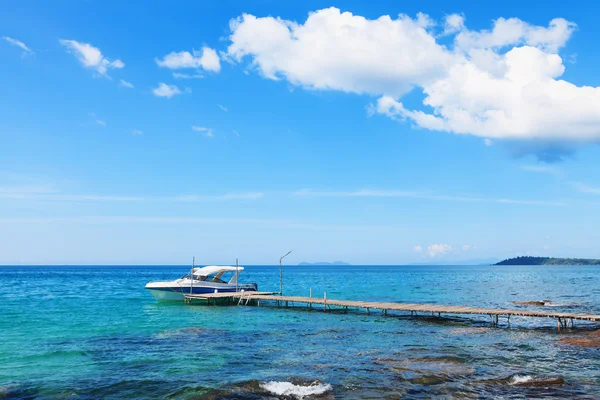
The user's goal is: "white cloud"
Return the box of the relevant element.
[226,9,600,150]
[520,164,559,175]
[294,188,565,206]
[413,245,423,253]
[218,104,228,112]
[462,244,472,251]
[173,72,203,79]
[443,14,465,35]
[0,189,264,202]
[484,139,493,146]
[3,36,33,55]
[455,17,575,53]
[192,126,214,137]
[427,244,451,258]
[119,79,134,88]
[227,8,457,97]
[88,112,106,127]
[152,83,182,98]
[156,46,221,72]
[131,129,143,135]
[59,39,124,77]
[571,182,600,195]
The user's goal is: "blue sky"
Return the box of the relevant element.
[2,0,600,265]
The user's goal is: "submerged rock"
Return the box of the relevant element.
[174,378,334,400]
[507,375,565,387]
[447,327,490,335]
[558,330,600,348]
[154,326,224,339]
[512,301,547,306]
[378,354,475,386]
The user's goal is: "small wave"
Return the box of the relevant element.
[509,375,533,385]
[260,381,332,399]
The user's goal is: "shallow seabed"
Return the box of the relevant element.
[1,265,599,399]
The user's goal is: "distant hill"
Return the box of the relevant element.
[298,261,351,266]
[495,256,600,265]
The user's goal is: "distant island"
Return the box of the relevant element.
[495,256,600,265]
[298,261,351,266]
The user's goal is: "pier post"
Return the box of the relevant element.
[324,292,327,311]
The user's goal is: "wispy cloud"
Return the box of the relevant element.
[88,112,106,127]
[0,216,384,232]
[520,164,560,175]
[131,129,143,135]
[295,189,566,206]
[152,82,183,98]
[218,104,228,112]
[571,181,600,195]
[0,184,56,195]
[0,189,264,202]
[173,72,203,79]
[3,36,34,55]
[119,79,134,88]
[59,39,124,77]
[192,126,214,138]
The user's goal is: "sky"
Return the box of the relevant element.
[2,0,600,265]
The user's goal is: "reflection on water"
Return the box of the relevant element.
[0,265,599,398]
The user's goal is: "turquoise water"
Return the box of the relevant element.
[1,265,599,399]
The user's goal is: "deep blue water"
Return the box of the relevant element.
[0,265,599,399]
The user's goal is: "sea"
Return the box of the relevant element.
[0,265,599,399]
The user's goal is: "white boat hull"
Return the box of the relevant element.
[147,289,186,302]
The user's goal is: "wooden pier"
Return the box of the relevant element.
[183,291,600,330]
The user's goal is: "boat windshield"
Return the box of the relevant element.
[180,271,236,283]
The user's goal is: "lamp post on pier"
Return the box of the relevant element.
[279,250,293,296]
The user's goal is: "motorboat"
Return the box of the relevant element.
[145,265,258,302]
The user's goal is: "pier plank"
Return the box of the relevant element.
[183,292,600,325]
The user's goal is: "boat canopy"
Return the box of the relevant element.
[191,266,244,277]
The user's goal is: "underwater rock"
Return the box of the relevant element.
[558,330,600,348]
[154,326,224,339]
[512,301,547,306]
[507,375,565,386]
[447,327,490,335]
[378,354,475,386]
[178,378,334,400]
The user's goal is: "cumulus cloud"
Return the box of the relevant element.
[226,8,600,158]
[192,126,214,138]
[119,79,134,88]
[413,245,423,253]
[427,244,452,258]
[152,83,183,98]
[3,36,33,55]
[59,39,124,77]
[227,8,457,97]
[156,46,221,72]
[443,14,465,35]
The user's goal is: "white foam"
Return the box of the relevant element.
[260,381,332,399]
[509,375,533,385]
